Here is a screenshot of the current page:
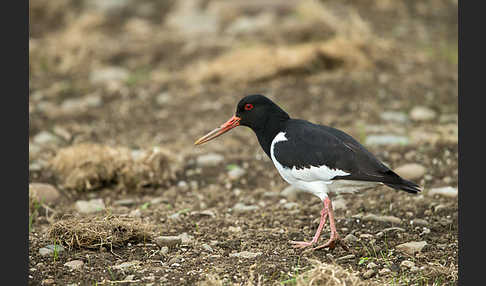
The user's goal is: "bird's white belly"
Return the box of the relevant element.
[270,132,351,201]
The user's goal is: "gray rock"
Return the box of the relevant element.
[394,163,426,180]
[29,183,60,204]
[39,244,65,257]
[343,234,358,243]
[365,135,409,146]
[178,233,194,244]
[380,111,409,123]
[367,262,378,269]
[229,251,262,259]
[33,131,60,146]
[159,246,169,255]
[282,202,299,210]
[112,260,141,270]
[196,153,224,167]
[410,106,437,121]
[395,241,427,255]
[400,260,415,269]
[61,95,103,113]
[154,236,182,248]
[411,218,429,226]
[156,92,170,105]
[233,203,259,213]
[362,214,402,224]
[363,269,376,279]
[177,181,189,191]
[427,186,458,198]
[90,67,129,84]
[228,167,246,180]
[74,199,105,214]
[64,260,84,270]
[201,244,213,252]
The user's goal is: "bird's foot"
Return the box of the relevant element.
[289,240,316,249]
[309,234,349,252]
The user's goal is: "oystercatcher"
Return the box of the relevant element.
[195,94,421,251]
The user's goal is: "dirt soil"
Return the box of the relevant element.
[29,0,458,285]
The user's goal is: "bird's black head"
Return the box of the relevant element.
[194,94,290,145]
[235,94,290,131]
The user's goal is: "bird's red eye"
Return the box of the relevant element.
[244,104,254,111]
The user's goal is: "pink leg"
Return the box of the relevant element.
[311,198,349,251]
[290,200,329,248]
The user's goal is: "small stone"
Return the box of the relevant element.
[380,111,409,123]
[159,246,169,255]
[229,251,262,259]
[154,236,182,248]
[343,234,358,243]
[367,262,378,269]
[178,233,194,244]
[114,199,137,206]
[282,202,299,210]
[411,218,429,226]
[129,209,142,218]
[33,131,60,145]
[362,214,402,224]
[379,268,391,275]
[427,186,458,198]
[39,244,65,257]
[196,153,224,167]
[233,203,259,213]
[394,163,426,180]
[64,260,84,270]
[156,92,170,105]
[410,106,437,121]
[201,244,213,252]
[228,226,242,232]
[75,199,105,214]
[365,135,409,146]
[112,260,141,270]
[29,183,60,204]
[363,269,376,279]
[359,234,374,239]
[400,260,415,269]
[336,254,355,262]
[228,167,246,180]
[177,181,189,191]
[90,66,129,84]
[395,241,427,255]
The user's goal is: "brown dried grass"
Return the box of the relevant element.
[47,215,154,250]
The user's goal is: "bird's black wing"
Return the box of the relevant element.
[273,120,398,183]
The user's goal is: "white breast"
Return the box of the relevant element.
[270,132,351,201]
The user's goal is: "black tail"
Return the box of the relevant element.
[383,171,422,194]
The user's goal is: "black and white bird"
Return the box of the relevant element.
[195,94,421,251]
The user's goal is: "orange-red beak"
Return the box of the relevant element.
[194,115,241,145]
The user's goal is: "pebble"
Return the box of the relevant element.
[336,254,355,262]
[395,241,427,255]
[29,183,60,204]
[154,236,182,248]
[411,218,429,226]
[196,153,224,167]
[363,269,376,279]
[64,260,84,270]
[410,106,437,121]
[112,260,141,270]
[282,202,299,210]
[400,260,415,269]
[159,246,169,255]
[233,203,259,213]
[177,181,189,191]
[380,111,409,123]
[359,234,374,239]
[427,186,458,198]
[228,167,246,180]
[129,209,142,218]
[60,95,103,113]
[39,244,65,257]
[365,135,409,146]
[343,234,358,243]
[33,131,60,146]
[229,251,262,259]
[367,262,378,269]
[394,163,426,180]
[379,268,391,275]
[201,244,213,252]
[178,233,194,244]
[74,199,105,214]
[362,214,402,224]
[89,66,129,84]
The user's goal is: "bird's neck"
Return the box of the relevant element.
[253,116,289,158]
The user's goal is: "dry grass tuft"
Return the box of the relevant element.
[47,215,154,250]
[295,259,376,286]
[49,143,176,192]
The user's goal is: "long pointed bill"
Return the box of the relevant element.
[194,115,241,145]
